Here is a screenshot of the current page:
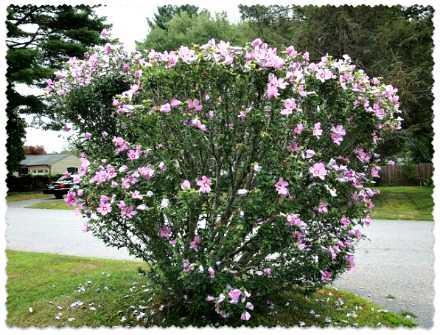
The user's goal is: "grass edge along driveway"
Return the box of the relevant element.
[8,186,434,221]
[371,186,433,221]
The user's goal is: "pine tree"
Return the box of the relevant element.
[6,5,111,173]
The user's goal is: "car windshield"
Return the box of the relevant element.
[57,177,72,182]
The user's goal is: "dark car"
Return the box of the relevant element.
[43,176,76,199]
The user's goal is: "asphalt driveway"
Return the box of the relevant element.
[333,219,434,328]
[5,197,435,328]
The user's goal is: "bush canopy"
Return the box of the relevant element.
[45,34,401,323]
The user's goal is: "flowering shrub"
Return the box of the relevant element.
[45,33,401,323]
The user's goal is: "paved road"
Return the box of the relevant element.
[6,198,137,261]
[5,197,435,328]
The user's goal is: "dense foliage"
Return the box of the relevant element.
[6,174,62,193]
[46,35,400,323]
[238,4,434,163]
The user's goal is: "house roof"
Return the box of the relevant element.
[21,154,74,166]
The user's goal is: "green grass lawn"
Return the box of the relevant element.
[370,186,433,221]
[25,199,72,210]
[5,192,72,210]
[6,192,53,202]
[6,250,144,328]
[6,249,417,328]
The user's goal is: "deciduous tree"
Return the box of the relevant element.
[136,7,251,53]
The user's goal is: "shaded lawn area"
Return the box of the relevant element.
[6,249,417,328]
[371,186,433,221]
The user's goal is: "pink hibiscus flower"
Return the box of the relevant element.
[181,180,191,190]
[228,289,242,303]
[309,162,328,180]
[160,103,171,113]
[97,202,112,216]
[190,235,200,252]
[171,98,182,107]
[241,311,251,321]
[159,226,171,238]
[313,122,323,138]
[321,270,332,281]
[197,176,212,193]
[281,98,296,115]
[274,178,289,195]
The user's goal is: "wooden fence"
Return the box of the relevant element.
[379,163,434,186]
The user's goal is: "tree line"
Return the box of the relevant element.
[6,4,434,174]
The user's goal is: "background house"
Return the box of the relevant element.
[18,154,80,176]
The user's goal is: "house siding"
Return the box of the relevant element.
[20,154,81,175]
[27,165,51,175]
[50,156,81,174]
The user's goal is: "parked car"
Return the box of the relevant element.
[43,176,76,199]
